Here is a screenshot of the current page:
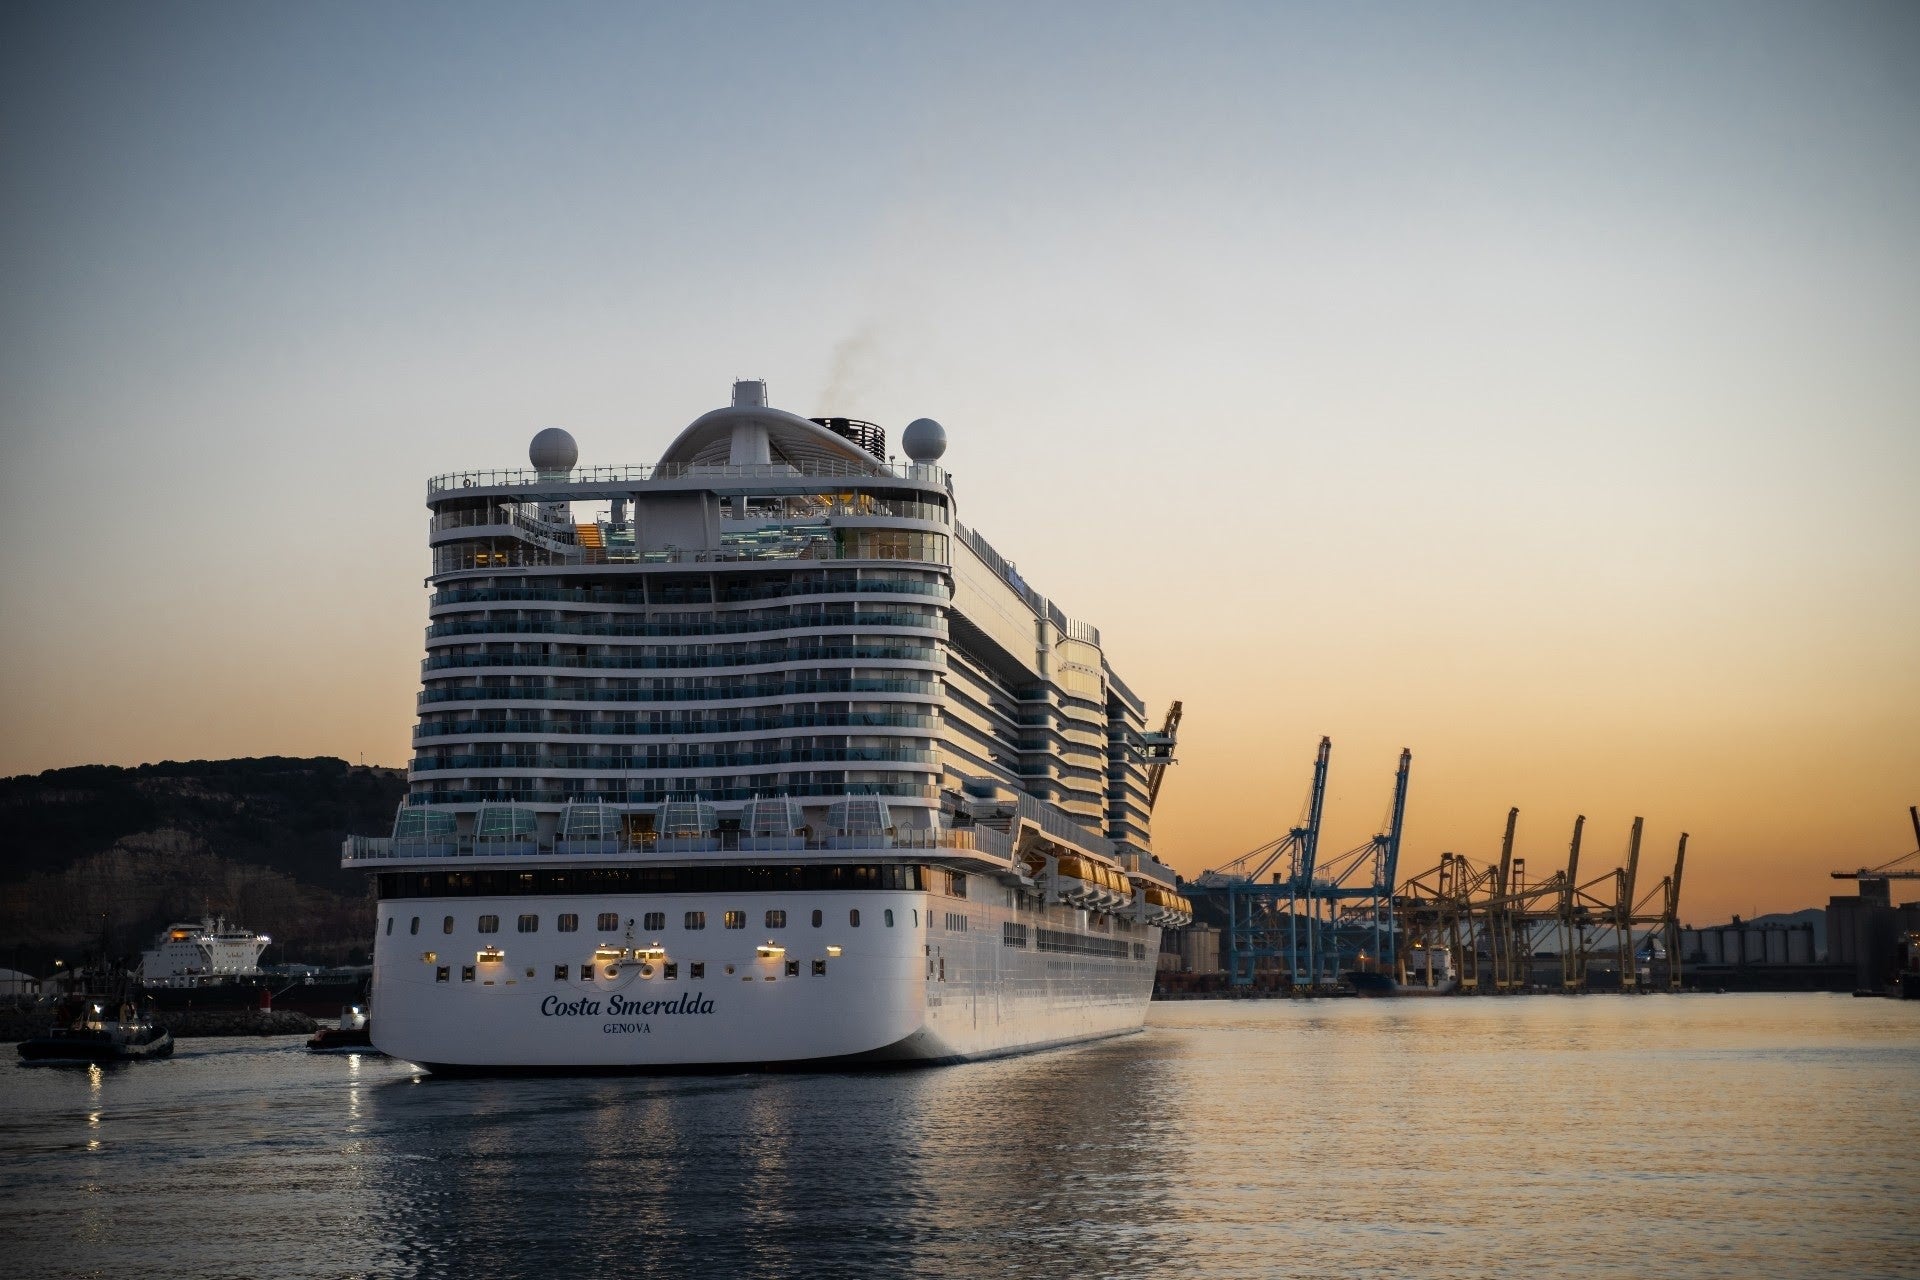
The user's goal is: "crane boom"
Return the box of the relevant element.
[1143,700,1183,812]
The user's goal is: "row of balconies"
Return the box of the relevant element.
[419,677,941,705]
[410,748,939,773]
[413,710,940,739]
[423,611,946,641]
[429,575,951,611]
[419,645,939,674]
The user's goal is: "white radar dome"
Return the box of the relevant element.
[902,418,947,462]
[529,427,578,473]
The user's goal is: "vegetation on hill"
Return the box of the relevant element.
[0,757,405,974]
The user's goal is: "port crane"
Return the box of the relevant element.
[1828,806,1920,906]
[1194,736,1329,987]
[1314,748,1412,979]
[1142,701,1182,812]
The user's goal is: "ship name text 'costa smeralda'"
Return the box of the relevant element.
[344,381,1190,1072]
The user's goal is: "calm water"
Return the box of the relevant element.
[3,994,1916,1279]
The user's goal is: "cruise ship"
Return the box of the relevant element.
[343,380,1190,1072]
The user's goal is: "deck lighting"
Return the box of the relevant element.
[421,951,437,963]
[756,943,785,959]
[825,945,843,957]
[635,945,667,962]
[593,945,625,962]
[477,946,506,964]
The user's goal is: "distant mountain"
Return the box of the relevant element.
[0,757,405,974]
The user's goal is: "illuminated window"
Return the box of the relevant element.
[556,914,579,933]
[685,911,706,930]
[723,910,746,930]
[516,914,538,933]
[644,912,665,930]
[477,915,500,934]
[597,912,619,931]
[765,909,787,929]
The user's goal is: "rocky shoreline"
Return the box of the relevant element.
[1,1008,316,1043]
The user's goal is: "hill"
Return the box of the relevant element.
[0,757,405,974]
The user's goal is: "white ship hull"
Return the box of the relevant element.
[372,888,1159,1072]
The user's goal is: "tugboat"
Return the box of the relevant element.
[18,995,174,1066]
[306,1004,380,1054]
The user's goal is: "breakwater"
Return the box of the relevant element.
[0,1008,315,1042]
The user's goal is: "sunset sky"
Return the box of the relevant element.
[3,3,1915,924]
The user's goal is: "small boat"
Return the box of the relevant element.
[18,998,174,1066]
[306,1004,380,1054]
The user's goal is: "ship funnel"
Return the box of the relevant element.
[732,379,767,408]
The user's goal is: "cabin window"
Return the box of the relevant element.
[385,917,393,936]
[663,963,678,980]
[554,965,569,981]
[765,909,787,929]
[912,909,919,927]
[690,962,705,979]
[811,909,823,928]
[442,916,454,934]
[723,910,746,930]
[685,911,706,930]
[477,915,500,934]
[461,966,475,983]
[849,909,861,927]
[556,914,579,933]
[812,959,827,976]
[785,960,799,976]
[884,909,895,927]
[436,966,450,983]
[946,870,967,899]
[938,958,946,981]
[644,912,665,930]
[517,914,538,933]
[410,916,421,936]
[597,912,619,931]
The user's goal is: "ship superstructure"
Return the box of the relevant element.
[344,381,1189,1071]
[139,918,271,988]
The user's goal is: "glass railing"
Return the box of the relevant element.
[424,613,946,641]
[398,781,941,806]
[430,577,950,610]
[418,678,941,705]
[344,820,1008,864]
[427,458,948,493]
[419,645,939,674]
[414,711,939,738]
[410,748,938,772]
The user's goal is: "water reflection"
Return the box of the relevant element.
[347,1035,1186,1279]
[5,998,1916,1279]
